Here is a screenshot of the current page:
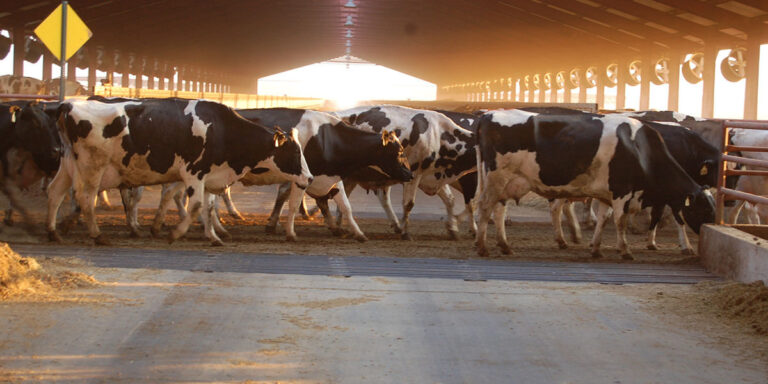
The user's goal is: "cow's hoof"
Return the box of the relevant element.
[499,243,512,255]
[48,230,62,243]
[571,235,582,244]
[93,234,111,246]
[401,233,413,241]
[557,239,568,249]
[447,229,460,240]
[286,234,297,242]
[330,227,345,237]
[354,234,368,243]
[219,230,232,240]
[59,222,73,235]
[621,253,634,260]
[477,247,490,257]
[168,233,177,244]
[211,239,225,247]
[647,244,659,251]
[129,230,142,238]
[681,248,695,256]
[591,250,603,258]
[150,227,162,238]
[265,225,277,235]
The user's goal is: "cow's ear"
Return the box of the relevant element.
[9,105,20,123]
[273,131,286,147]
[381,130,390,146]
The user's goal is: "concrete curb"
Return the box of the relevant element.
[699,224,768,283]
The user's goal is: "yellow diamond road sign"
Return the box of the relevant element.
[34,3,92,62]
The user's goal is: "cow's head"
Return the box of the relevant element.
[272,128,313,189]
[11,103,61,175]
[373,130,412,182]
[681,187,715,234]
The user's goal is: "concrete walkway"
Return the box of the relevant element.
[1,267,765,383]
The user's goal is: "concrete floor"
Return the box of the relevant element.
[1,267,765,383]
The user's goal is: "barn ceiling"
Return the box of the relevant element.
[2,0,767,86]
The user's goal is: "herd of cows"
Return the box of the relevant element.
[2,94,767,259]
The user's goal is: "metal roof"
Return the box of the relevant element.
[2,0,767,85]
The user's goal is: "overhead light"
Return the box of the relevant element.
[346,40,351,47]
[344,0,357,8]
[346,47,351,54]
[345,15,354,26]
[346,29,352,38]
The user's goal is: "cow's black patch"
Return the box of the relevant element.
[477,114,536,172]
[434,172,442,179]
[251,167,269,174]
[348,107,390,133]
[533,115,602,186]
[441,131,456,144]
[102,115,126,138]
[65,115,93,144]
[455,143,463,151]
[408,113,429,146]
[420,154,434,170]
[236,108,305,131]
[186,186,195,197]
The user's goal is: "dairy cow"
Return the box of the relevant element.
[334,105,476,240]
[0,102,61,229]
[475,110,715,258]
[236,107,412,241]
[47,98,312,245]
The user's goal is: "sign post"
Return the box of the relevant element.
[34,1,92,101]
[59,1,67,102]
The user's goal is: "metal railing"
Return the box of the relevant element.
[93,86,325,110]
[715,119,768,224]
[0,94,59,100]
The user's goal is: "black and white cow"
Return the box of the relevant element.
[0,102,61,229]
[475,110,715,258]
[621,110,722,149]
[235,107,412,241]
[334,105,476,240]
[47,98,312,245]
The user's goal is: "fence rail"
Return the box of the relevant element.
[715,119,768,224]
[0,94,58,100]
[93,86,325,110]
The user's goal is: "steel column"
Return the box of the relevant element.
[667,53,681,111]
[743,37,760,120]
[701,45,717,118]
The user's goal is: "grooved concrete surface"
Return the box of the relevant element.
[1,268,765,383]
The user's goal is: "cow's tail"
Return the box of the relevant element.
[55,102,74,150]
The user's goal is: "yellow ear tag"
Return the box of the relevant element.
[10,106,20,123]
[700,165,708,176]
[685,197,691,207]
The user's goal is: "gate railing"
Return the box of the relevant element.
[715,119,768,224]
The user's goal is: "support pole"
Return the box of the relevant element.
[596,65,605,110]
[667,53,681,111]
[701,45,717,118]
[12,25,24,77]
[59,1,68,102]
[563,73,572,103]
[744,37,760,120]
[87,48,96,94]
[616,60,627,110]
[578,70,587,103]
[639,58,651,110]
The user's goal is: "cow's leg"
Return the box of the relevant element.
[745,203,760,225]
[612,204,633,260]
[3,208,12,226]
[376,186,402,234]
[550,199,569,249]
[564,200,582,244]
[671,213,694,255]
[400,177,421,240]
[475,195,497,258]
[266,182,291,234]
[589,202,612,258]
[646,205,664,251]
[45,166,74,242]
[221,186,244,220]
[200,192,224,246]
[315,195,343,236]
[96,189,112,210]
[169,182,204,244]
[120,187,143,238]
[332,182,367,242]
[1,180,34,232]
[174,186,188,220]
[210,195,231,240]
[464,200,477,236]
[727,200,746,224]
[437,184,460,240]
[581,198,596,229]
[493,201,511,255]
[153,183,183,237]
[283,184,306,242]
[75,179,107,245]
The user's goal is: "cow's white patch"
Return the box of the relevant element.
[490,109,537,127]
[184,100,210,141]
